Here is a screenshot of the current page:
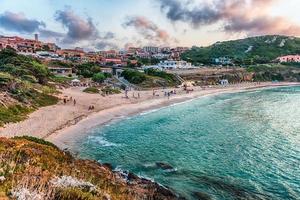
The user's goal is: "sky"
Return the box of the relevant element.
[0,0,300,50]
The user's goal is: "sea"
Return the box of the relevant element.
[74,86,300,200]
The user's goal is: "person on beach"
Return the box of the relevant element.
[63,98,66,104]
[73,99,76,106]
[167,92,170,100]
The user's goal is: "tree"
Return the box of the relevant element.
[76,63,102,78]
[92,72,106,83]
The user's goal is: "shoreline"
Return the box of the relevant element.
[45,82,300,149]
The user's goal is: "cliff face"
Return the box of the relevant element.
[0,137,180,200]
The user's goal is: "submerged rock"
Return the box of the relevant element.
[193,192,212,200]
[156,162,174,170]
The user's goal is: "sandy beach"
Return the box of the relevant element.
[0,82,299,148]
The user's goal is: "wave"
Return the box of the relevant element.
[87,135,120,147]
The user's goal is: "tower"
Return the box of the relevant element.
[34,34,39,41]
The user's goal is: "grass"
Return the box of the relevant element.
[83,87,100,94]
[13,136,58,149]
[31,92,59,107]
[51,75,74,84]
[101,87,121,95]
[0,105,33,126]
[0,91,58,126]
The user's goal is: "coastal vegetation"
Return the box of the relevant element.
[182,35,300,65]
[247,64,300,82]
[75,62,102,78]
[144,68,179,85]
[121,69,146,84]
[101,86,121,95]
[83,87,100,94]
[92,72,106,83]
[121,69,179,88]
[0,137,179,200]
[0,48,59,126]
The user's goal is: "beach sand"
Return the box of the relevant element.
[0,82,299,148]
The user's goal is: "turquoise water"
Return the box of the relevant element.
[76,86,300,200]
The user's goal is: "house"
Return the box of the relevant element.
[158,60,192,70]
[101,67,113,74]
[102,58,123,66]
[56,49,85,61]
[48,67,72,77]
[277,55,300,63]
[144,60,193,70]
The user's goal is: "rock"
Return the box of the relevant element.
[0,176,5,182]
[127,172,139,181]
[156,162,174,170]
[193,192,212,200]
[102,163,113,170]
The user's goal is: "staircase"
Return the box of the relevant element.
[115,76,141,90]
[174,74,185,84]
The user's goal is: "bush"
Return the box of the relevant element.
[101,86,121,95]
[13,136,58,149]
[0,49,50,84]
[83,87,100,94]
[0,72,13,87]
[92,72,105,83]
[144,68,177,83]
[76,63,102,78]
[121,69,146,84]
[0,105,33,126]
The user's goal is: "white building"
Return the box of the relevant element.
[158,60,192,70]
[144,60,193,70]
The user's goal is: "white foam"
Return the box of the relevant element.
[88,135,119,147]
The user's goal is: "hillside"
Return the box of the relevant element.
[0,136,180,200]
[0,48,59,126]
[182,35,300,65]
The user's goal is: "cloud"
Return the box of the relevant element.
[100,31,115,40]
[123,16,176,45]
[55,8,99,43]
[0,11,45,33]
[95,41,118,50]
[158,0,300,36]
[53,7,120,50]
[39,29,65,38]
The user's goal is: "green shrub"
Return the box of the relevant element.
[92,72,105,83]
[144,68,178,83]
[101,86,121,95]
[0,105,33,126]
[76,63,102,78]
[83,87,100,94]
[21,75,38,83]
[121,69,146,84]
[13,136,58,149]
[54,188,95,200]
[0,72,13,87]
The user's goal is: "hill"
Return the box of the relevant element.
[182,35,300,65]
[0,48,59,126]
[0,136,180,200]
